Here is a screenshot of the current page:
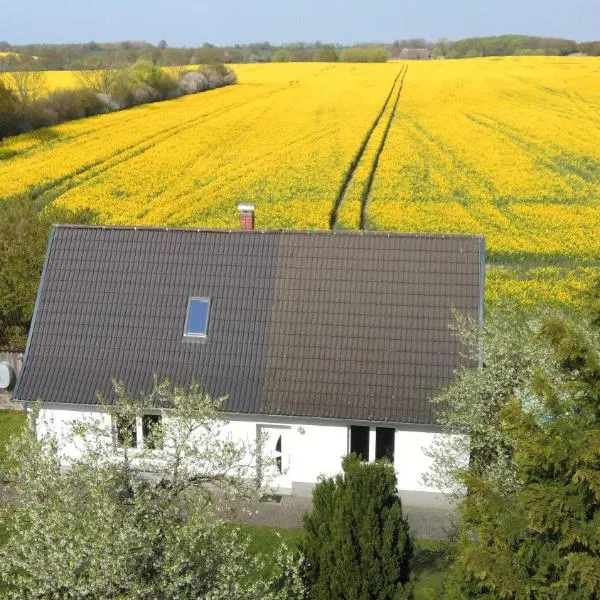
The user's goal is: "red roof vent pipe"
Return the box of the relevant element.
[238,204,255,231]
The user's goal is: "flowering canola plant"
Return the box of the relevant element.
[1,58,599,308]
[367,57,600,261]
[0,63,398,229]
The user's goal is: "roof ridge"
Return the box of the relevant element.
[53,224,485,240]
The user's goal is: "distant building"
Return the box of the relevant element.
[399,48,431,60]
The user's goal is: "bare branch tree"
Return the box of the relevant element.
[76,65,121,95]
[7,64,46,105]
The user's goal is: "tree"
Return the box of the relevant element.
[130,58,178,97]
[158,39,168,50]
[431,46,442,59]
[424,309,562,497]
[272,48,292,62]
[0,379,306,599]
[6,61,47,105]
[0,197,96,349]
[314,45,338,62]
[427,300,600,598]
[77,63,122,95]
[300,455,413,599]
[0,77,19,139]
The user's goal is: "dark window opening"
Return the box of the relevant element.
[142,414,163,450]
[275,435,282,473]
[375,427,395,463]
[116,414,137,448]
[349,425,370,461]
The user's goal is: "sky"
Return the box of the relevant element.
[1,0,598,46]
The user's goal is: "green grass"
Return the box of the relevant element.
[0,410,25,468]
[412,539,452,600]
[0,410,25,554]
[237,523,301,554]
[239,524,450,597]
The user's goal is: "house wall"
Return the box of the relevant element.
[33,406,444,497]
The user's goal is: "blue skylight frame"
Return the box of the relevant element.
[184,297,211,339]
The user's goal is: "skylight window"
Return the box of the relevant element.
[185,297,211,338]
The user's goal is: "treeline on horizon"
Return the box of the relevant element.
[1,34,598,70]
[0,61,236,143]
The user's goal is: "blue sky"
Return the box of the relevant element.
[2,0,598,45]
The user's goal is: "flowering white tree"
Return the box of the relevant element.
[424,308,569,497]
[0,379,305,600]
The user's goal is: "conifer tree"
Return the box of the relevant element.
[443,311,600,599]
[301,455,413,600]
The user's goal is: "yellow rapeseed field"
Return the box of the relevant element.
[0,63,398,229]
[367,57,600,261]
[1,57,599,309]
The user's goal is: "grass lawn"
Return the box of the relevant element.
[239,524,450,598]
[0,410,26,469]
[0,409,26,552]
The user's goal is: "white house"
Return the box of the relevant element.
[13,206,485,502]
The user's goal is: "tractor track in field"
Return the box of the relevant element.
[329,66,406,230]
[359,66,408,229]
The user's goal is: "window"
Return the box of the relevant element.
[142,414,163,450]
[116,414,137,448]
[115,413,163,450]
[349,425,370,461]
[184,297,211,338]
[348,426,396,464]
[375,427,395,463]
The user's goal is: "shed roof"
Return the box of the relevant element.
[15,226,484,425]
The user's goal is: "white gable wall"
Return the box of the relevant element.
[33,405,445,498]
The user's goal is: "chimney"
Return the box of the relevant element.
[238,204,255,231]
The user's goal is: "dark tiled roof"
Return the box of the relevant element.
[15,226,484,425]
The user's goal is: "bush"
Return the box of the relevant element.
[107,69,137,108]
[180,70,209,93]
[131,82,161,104]
[314,45,338,62]
[439,311,600,599]
[300,455,413,599]
[196,65,234,89]
[204,61,231,77]
[0,62,237,143]
[0,79,20,139]
[0,197,97,349]
[339,46,389,63]
[44,88,106,121]
[130,59,179,98]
